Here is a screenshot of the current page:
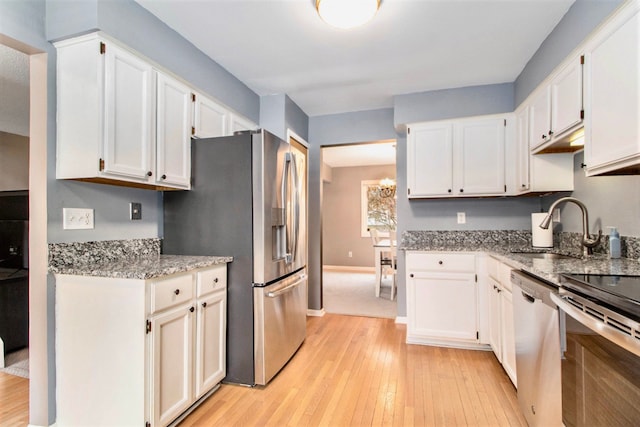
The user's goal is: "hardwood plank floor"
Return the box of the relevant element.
[0,314,526,426]
[182,314,527,427]
[0,372,29,427]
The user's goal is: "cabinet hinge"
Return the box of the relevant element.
[407,188,411,196]
[99,158,105,171]
[191,126,196,136]
[580,55,584,65]
[504,119,506,126]
[476,331,479,340]
[475,274,478,282]
[191,93,196,102]
[504,185,506,193]
[146,422,150,427]
[580,109,584,120]
[99,42,106,55]
[407,127,410,134]
[146,320,151,334]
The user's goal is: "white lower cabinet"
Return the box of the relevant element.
[55,263,227,427]
[487,256,517,387]
[406,252,479,348]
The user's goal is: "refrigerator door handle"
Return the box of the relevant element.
[282,152,293,263]
[290,153,300,264]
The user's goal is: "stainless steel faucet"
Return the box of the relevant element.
[539,197,602,256]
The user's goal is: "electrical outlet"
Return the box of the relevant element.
[457,212,466,224]
[63,208,94,230]
[348,251,353,258]
[130,202,142,220]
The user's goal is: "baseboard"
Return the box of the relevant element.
[406,336,492,351]
[323,265,375,273]
[395,316,408,324]
[307,308,325,317]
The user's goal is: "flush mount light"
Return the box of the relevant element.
[316,0,380,29]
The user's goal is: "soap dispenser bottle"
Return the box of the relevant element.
[608,226,621,259]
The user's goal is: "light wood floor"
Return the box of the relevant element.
[182,315,526,426]
[0,314,526,427]
[0,371,29,427]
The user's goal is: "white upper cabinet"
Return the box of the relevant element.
[407,115,506,198]
[407,122,453,197]
[156,72,193,189]
[102,44,154,181]
[529,55,584,154]
[513,105,574,195]
[193,93,228,138]
[584,2,640,176]
[229,112,258,134]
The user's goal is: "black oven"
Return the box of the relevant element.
[554,274,640,427]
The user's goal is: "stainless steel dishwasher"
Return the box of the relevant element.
[511,270,562,427]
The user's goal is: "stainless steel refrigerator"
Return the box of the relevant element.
[163,129,307,386]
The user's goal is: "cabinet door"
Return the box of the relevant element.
[407,123,453,197]
[529,86,551,150]
[488,278,502,362]
[515,107,530,193]
[408,271,477,341]
[455,118,505,195]
[151,305,194,427]
[501,288,517,387]
[229,113,257,134]
[103,43,154,181]
[194,94,228,138]
[585,7,640,173]
[156,72,192,189]
[551,57,583,137]
[195,291,226,399]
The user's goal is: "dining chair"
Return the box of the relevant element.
[372,229,396,300]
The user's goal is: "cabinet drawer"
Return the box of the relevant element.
[407,252,475,273]
[151,273,194,314]
[196,265,227,298]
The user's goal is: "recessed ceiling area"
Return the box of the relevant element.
[135,0,576,116]
[323,142,396,168]
[0,43,29,137]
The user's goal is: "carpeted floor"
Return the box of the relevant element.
[323,270,397,319]
[0,347,29,379]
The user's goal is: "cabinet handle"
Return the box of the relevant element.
[410,273,414,278]
[542,134,547,139]
[448,189,452,193]
[202,302,207,308]
[438,260,443,265]
[214,278,219,283]
[522,184,526,188]
[174,289,180,295]
[459,189,464,193]
[147,171,153,177]
[189,306,195,313]
[549,130,554,136]
[161,174,167,180]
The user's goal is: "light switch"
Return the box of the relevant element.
[457,212,466,224]
[63,208,94,230]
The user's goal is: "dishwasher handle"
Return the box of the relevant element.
[521,291,536,304]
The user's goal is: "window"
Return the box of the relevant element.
[361,179,396,237]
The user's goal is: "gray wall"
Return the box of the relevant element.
[323,164,396,267]
[46,0,261,244]
[260,93,309,142]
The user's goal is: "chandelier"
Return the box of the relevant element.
[316,0,381,29]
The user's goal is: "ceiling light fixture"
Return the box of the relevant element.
[316,0,380,29]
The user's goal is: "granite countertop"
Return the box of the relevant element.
[402,230,640,287]
[489,251,640,286]
[50,254,233,280]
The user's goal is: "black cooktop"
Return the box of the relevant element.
[561,273,640,320]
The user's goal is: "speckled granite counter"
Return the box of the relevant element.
[49,238,232,280]
[402,230,640,286]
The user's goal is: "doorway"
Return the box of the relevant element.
[321,140,397,318]
[0,35,48,426]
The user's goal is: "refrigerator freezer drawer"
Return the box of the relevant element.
[253,269,307,385]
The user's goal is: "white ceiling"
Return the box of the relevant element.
[0,44,29,137]
[136,0,575,117]
[323,141,396,168]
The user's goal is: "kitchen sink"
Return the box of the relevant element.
[510,252,577,260]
